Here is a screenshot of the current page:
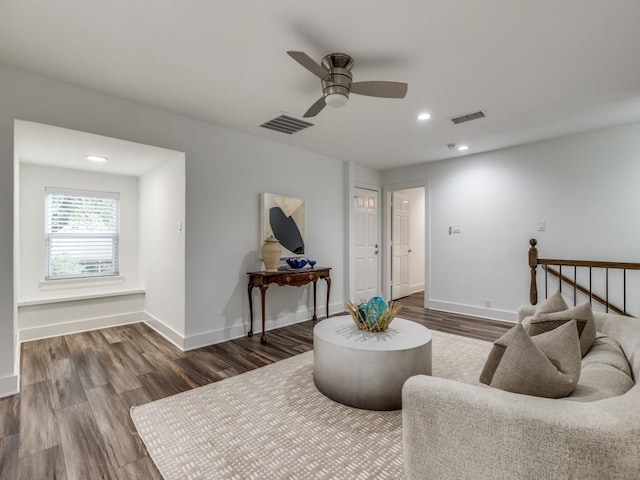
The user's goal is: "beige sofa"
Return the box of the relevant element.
[402,309,640,479]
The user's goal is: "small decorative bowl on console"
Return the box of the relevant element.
[285,258,308,269]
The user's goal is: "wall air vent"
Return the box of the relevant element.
[449,110,486,125]
[259,114,314,135]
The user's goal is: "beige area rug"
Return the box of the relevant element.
[131,330,492,480]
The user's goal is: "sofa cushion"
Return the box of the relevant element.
[561,332,635,402]
[524,303,596,357]
[564,365,634,402]
[582,333,633,378]
[480,321,582,398]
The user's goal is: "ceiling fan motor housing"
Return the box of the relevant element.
[321,53,353,99]
[286,49,408,117]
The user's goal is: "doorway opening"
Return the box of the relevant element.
[386,186,426,302]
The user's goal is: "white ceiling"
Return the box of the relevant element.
[15,120,182,177]
[2,1,640,170]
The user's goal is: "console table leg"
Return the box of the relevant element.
[312,279,318,321]
[247,284,254,337]
[324,277,332,319]
[259,285,268,344]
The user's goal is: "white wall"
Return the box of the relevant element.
[182,129,345,348]
[354,163,382,188]
[139,154,186,340]
[382,122,640,320]
[0,64,346,393]
[18,163,141,302]
[16,163,143,345]
[18,293,145,342]
[405,187,425,294]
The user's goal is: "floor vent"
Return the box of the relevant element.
[449,110,486,125]
[260,114,314,134]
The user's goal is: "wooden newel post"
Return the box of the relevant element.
[528,238,538,305]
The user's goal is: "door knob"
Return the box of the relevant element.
[374,250,379,255]
[408,249,412,253]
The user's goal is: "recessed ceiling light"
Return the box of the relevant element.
[417,113,431,121]
[86,155,108,163]
[457,145,469,151]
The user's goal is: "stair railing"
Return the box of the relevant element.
[528,238,640,316]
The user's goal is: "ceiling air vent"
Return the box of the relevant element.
[449,110,486,125]
[259,114,314,135]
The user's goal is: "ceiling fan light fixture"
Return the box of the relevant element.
[325,93,348,108]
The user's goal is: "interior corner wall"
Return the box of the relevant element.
[139,154,186,339]
[0,64,346,366]
[382,122,640,320]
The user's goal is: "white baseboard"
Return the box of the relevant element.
[409,284,425,295]
[17,300,345,352]
[143,313,185,351]
[427,299,516,323]
[19,311,146,343]
[0,375,19,398]
[183,324,245,351]
[182,301,344,351]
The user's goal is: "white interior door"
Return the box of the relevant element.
[354,188,379,301]
[391,190,411,299]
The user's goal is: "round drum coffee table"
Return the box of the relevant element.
[313,315,432,410]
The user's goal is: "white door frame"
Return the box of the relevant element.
[350,184,382,302]
[382,181,429,308]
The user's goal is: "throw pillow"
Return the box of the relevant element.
[536,290,569,314]
[527,303,596,356]
[520,290,568,328]
[480,320,581,398]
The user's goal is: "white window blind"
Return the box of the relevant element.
[45,187,120,279]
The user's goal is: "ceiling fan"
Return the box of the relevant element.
[287,51,408,118]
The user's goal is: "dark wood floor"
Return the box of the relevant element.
[0,292,511,479]
[395,291,512,342]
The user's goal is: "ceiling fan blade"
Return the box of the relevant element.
[287,51,330,81]
[350,81,408,98]
[303,97,326,118]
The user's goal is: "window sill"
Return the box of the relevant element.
[18,289,145,307]
[39,275,125,291]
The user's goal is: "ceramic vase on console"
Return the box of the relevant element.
[261,235,282,272]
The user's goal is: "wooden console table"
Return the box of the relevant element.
[247,267,331,344]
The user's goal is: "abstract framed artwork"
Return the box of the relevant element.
[260,193,306,258]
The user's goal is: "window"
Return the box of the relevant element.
[45,187,120,279]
